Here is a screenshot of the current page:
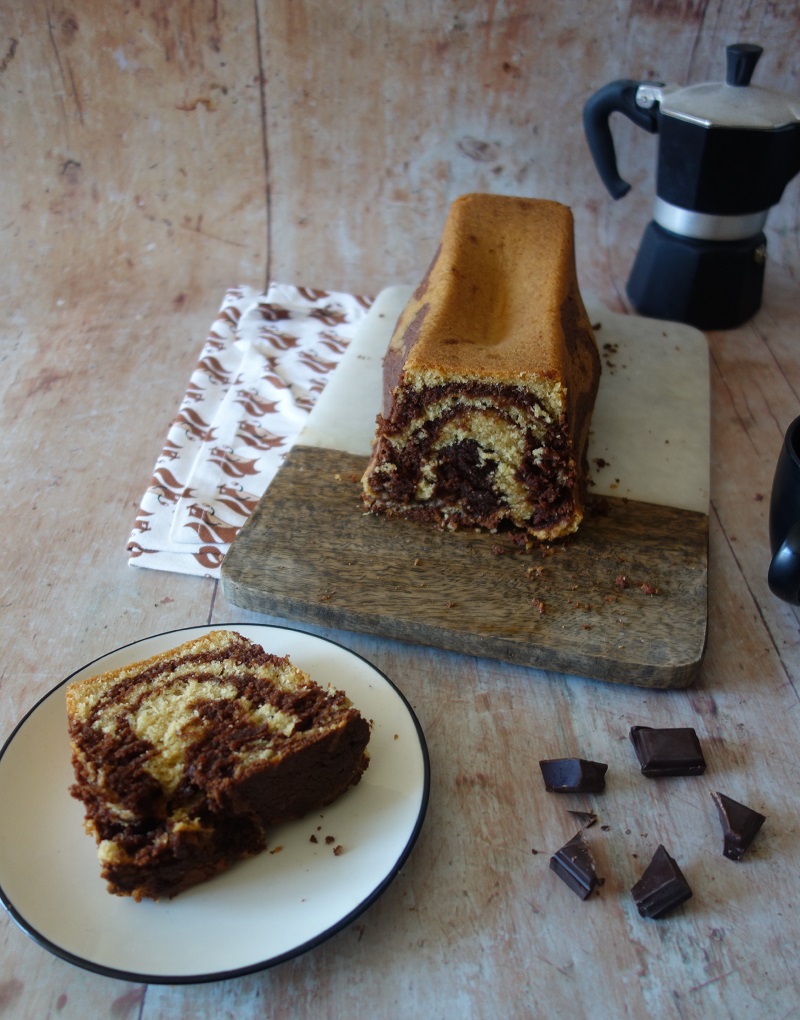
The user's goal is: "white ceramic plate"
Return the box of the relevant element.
[0,624,429,983]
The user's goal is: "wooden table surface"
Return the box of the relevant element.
[2,3,800,1018]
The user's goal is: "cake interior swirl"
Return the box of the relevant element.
[66,629,371,900]
[362,193,601,541]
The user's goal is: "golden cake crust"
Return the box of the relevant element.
[389,194,585,384]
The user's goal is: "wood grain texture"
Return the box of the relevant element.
[257,0,800,296]
[1,0,800,1016]
[222,446,708,687]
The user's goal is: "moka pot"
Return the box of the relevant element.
[583,43,800,330]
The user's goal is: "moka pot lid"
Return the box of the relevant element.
[647,43,800,131]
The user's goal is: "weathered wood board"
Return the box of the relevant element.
[221,445,708,687]
[222,287,710,687]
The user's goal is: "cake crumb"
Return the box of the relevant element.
[269,845,284,855]
[325,835,335,844]
[531,598,546,615]
[333,845,344,856]
[310,834,318,843]
[640,582,659,596]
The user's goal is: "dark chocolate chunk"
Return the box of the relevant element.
[711,791,766,861]
[539,757,608,793]
[567,810,598,829]
[549,830,599,900]
[630,844,692,919]
[629,726,706,777]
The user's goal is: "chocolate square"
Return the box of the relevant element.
[629,725,706,777]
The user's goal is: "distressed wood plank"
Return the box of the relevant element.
[257,0,800,296]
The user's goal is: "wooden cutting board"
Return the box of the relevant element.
[221,288,710,688]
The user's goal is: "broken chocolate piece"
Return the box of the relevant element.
[567,810,598,829]
[549,830,599,900]
[539,758,608,793]
[711,791,766,861]
[629,726,706,777]
[630,844,692,919]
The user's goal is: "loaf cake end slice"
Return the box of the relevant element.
[362,193,601,541]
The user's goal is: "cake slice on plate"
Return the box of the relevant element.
[66,629,370,900]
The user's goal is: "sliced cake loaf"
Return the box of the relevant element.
[362,193,601,541]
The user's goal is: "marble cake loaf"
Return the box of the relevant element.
[361,194,601,541]
[66,629,371,901]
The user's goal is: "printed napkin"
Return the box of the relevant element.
[127,283,372,578]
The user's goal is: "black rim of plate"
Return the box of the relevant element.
[0,623,431,985]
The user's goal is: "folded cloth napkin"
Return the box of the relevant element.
[127,283,372,578]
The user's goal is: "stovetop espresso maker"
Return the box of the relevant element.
[584,43,800,329]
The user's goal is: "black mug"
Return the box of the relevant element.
[768,416,800,604]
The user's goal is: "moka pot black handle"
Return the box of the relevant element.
[583,79,660,199]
